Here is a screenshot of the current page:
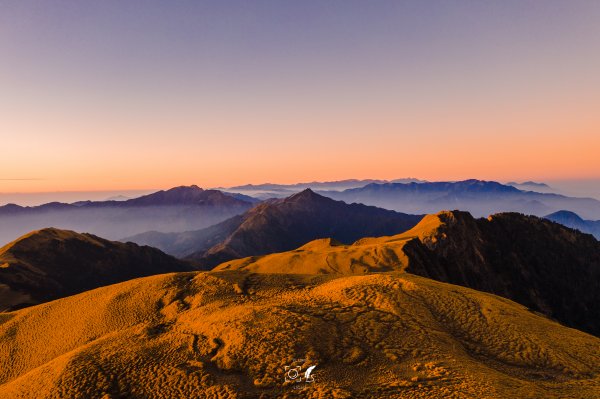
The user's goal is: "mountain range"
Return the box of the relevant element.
[125,189,423,267]
[221,178,426,199]
[506,180,556,193]
[0,186,253,245]
[0,228,192,311]
[218,210,600,336]
[4,180,598,250]
[321,179,600,219]
[5,203,598,337]
[1,187,600,397]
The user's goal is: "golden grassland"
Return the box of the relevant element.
[1,270,599,398]
[213,213,449,274]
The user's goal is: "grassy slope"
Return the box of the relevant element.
[213,213,450,274]
[0,270,598,398]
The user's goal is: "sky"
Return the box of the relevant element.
[1,1,599,193]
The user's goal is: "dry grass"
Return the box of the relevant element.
[0,270,598,398]
[213,213,452,274]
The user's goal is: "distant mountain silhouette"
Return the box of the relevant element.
[545,210,600,239]
[506,181,556,194]
[0,186,254,245]
[126,189,423,266]
[222,178,426,199]
[320,179,600,219]
[507,180,551,188]
[217,210,600,336]
[123,215,245,258]
[104,195,130,201]
[120,185,246,207]
[0,228,192,311]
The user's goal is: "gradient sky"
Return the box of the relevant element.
[1,1,599,192]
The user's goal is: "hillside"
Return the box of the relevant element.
[0,185,254,244]
[0,270,598,398]
[186,189,423,267]
[216,210,600,336]
[0,228,192,311]
[321,179,600,219]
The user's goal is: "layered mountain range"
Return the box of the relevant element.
[0,186,253,245]
[221,178,426,199]
[3,204,599,337]
[320,179,600,219]
[1,181,600,397]
[218,210,600,336]
[125,189,423,266]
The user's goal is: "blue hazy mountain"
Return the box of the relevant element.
[0,186,254,245]
[320,179,600,220]
[222,178,426,199]
[545,210,600,239]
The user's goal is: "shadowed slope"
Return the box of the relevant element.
[216,211,600,336]
[0,228,192,311]
[0,271,598,398]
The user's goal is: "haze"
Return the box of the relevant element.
[1,1,599,193]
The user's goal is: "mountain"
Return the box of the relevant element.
[217,210,600,337]
[121,185,247,207]
[0,228,192,311]
[506,180,556,193]
[123,215,245,258]
[0,270,598,398]
[545,210,600,239]
[126,189,422,263]
[0,185,254,245]
[104,195,130,201]
[128,189,423,266]
[222,178,427,200]
[320,179,600,219]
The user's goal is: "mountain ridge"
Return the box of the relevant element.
[0,186,254,244]
[321,179,600,219]
[125,189,423,262]
[0,227,193,311]
[216,209,600,336]
[187,189,423,266]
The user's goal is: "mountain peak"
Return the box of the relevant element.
[286,188,328,202]
[186,190,423,267]
[546,210,584,221]
[0,227,190,311]
[1,227,89,255]
[167,184,203,193]
[124,185,253,207]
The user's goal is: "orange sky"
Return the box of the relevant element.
[1,2,599,193]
